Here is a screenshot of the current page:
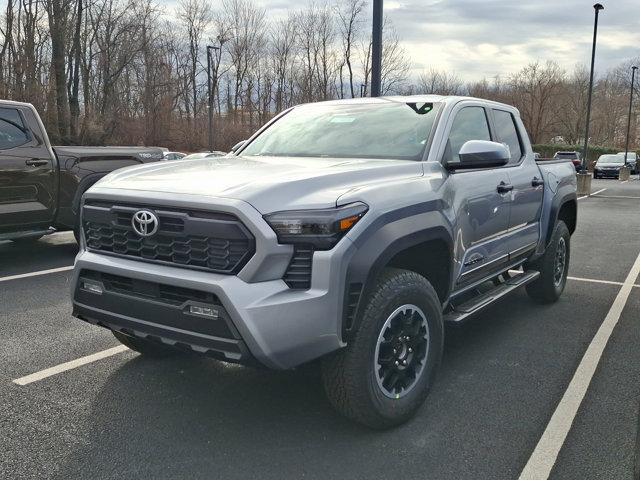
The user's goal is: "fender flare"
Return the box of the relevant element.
[545,189,577,246]
[71,173,109,218]
[342,204,454,340]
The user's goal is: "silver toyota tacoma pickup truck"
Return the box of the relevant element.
[71,96,577,428]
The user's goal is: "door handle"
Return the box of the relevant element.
[531,176,544,187]
[25,158,49,167]
[497,182,514,194]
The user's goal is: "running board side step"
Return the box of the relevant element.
[444,270,540,324]
[0,227,56,241]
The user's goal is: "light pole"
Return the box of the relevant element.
[623,65,637,173]
[206,45,220,152]
[581,3,604,174]
[370,0,383,97]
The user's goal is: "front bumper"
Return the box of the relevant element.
[594,168,620,178]
[71,189,356,370]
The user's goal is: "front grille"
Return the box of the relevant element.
[283,245,313,289]
[82,202,255,274]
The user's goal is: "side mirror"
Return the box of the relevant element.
[446,140,510,169]
[231,140,246,153]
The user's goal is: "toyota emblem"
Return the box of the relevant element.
[131,210,159,237]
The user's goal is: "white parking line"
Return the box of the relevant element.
[519,251,640,480]
[567,276,640,288]
[12,345,129,386]
[0,265,74,283]
[590,195,640,200]
[508,271,639,288]
[577,188,606,200]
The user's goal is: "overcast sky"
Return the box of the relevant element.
[252,0,640,81]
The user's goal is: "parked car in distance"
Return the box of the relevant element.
[554,151,582,171]
[0,100,164,243]
[593,154,626,179]
[163,151,186,161]
[617,151,637,174]
[182,151,227,160]
[533,152,541,160]
[72,95,577,428]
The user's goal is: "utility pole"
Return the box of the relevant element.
[623,66,637,171]
[581,3,604,172]
[370,0,383,97]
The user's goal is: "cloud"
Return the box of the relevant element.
[378,0,640,80]
[165,0,640,81]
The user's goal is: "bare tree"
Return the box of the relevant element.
[177,0,211,128]
[45,0,72,139]
[417,69,464,95]
[360,17,410,96]
[507,61,565,144]
[335,0,365,99]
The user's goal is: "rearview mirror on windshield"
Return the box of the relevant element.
[446,140,510,169]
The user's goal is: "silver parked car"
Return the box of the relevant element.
[162,151,186,161]
[182,151,227,160]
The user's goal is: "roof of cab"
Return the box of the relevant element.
[0,99,34,108]
[298,94,519,115]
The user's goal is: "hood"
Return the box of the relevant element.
[94,155,423,212]
[596,161,623,166]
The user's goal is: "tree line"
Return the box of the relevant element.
[0,0,637,153]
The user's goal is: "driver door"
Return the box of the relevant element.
[441,104,512,288]
[0,106,56,234]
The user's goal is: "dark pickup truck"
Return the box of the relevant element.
[0,100,163,242]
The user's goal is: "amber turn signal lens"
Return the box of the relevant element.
[339,215,361,231]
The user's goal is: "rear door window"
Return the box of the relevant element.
[0,108,30,150]
[492,109,523,165]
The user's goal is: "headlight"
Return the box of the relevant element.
[264,202,368,250]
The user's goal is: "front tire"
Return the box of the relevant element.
[321,268,444,429]
[112,330,179,358]
[525,220,570,304]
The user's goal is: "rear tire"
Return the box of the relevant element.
[525,221,570,304]
[112,331,179,358]
[321,268,443,429]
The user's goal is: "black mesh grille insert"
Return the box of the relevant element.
[82,202,255,274]
[283,245,313,289]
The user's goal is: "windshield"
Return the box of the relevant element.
[597,155,624,164]
[242,101,442,160]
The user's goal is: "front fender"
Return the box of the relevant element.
[342,202,454,339]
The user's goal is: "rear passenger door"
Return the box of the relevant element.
[490,108,543,261]
[441,104,511,288]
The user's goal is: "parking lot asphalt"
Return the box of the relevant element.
[1,178,639,480]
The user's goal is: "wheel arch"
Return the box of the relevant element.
[342,210,454,342]
[54,172,108,230]
[557,198,577,236]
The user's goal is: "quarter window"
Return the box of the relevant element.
[444,107,491,163]
[492,109,523,164]
[0,108,29,150]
